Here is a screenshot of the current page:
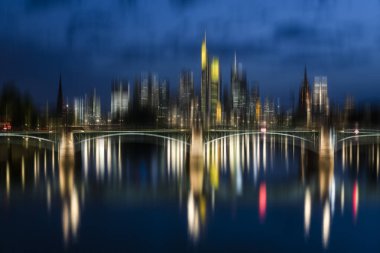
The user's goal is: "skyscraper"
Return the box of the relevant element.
[111,79,130,122]
[179,70,194,127]
[158,79,170,126]
[201,33,209,127]
[313,76,329,115]
[231,53,247,126]
[56,74,63,118]
[210,57,221,126]
[140,73,150,109]
[87,89,101,125]
[137,73,159,112]
[73,97,84,125]
[151,73,159,111]
[248,83,260,127]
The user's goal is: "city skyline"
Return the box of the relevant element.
[2,0,380,106]
[2,2,380,252]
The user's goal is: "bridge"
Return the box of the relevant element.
[1,128,380,153]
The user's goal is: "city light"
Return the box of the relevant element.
[1,2,380,252]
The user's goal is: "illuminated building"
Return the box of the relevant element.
[298,66,312,127]
[179,70,194,127]
[248,84,260,127]
[230,53,247,127]
[73,97,84,126]
[158,79,169,126]
[137,73,159,112]
[201,33,209,128]
[151,73,159,111]
[111,80,130,122]
[255,98,262,124]
[263,97,275,127]
[313,76,329,116]
[73,89,101,126]
[210,57,221,126]
[140,73,150,108]
[88,89,101,125]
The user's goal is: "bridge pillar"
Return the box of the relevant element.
[318,126,335,203]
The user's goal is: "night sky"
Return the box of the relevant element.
[1,0,380,110]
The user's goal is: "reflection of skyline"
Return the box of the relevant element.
[0,133,379,249]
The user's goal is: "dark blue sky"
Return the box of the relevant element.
[1,0,380,109]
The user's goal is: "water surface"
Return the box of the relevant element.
[0,134,379,252]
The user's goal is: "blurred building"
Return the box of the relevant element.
[248,83,260,127]
[298,67,312,127]
[210,57,221,126]
[230,53,247,127]
[313,76,329,116]
[201,34,209,128]
[158,79,170,126]
[56,74,64,118]
[111,79,130,122]
[136,73,160,112]
[151,74,159,111]
[263,97,276,127]
[179,70,194,128]
[88,89,101,124]
[73,89,101,126]
[140,73,150,108]
[73,97,85,126]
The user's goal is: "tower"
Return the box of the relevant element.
[313,76,329,116]
[230,53,247,127]
[210,57,221,126]
[180,70,194,127]
[56,74,63,118]
[298,66,312,127]
[201,33,209,128]
[111,79,130,122]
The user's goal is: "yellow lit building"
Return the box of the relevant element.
[201,34,209,128]
[210,57,221,127]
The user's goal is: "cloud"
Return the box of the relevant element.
[1,0,380,105]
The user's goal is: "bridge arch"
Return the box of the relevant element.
[0,133,55,144]
[75,132,191,146]
[205,131,318,152]
[335,133,380,151]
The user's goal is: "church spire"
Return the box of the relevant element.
[303,65,309,88]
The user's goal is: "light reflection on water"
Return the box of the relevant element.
[0,132,380,252]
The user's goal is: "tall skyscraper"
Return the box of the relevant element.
[263,97,275,126]
[201,33,209,127]
[230,53,247,126]
[248,83,260,127]
[88,89,101,124]
[151,73,159,111]
[140,73,150,108]
[179,70,194,127]
[210,57,221,126]
[73,97,84,125]
[56,74,63,118]
[298,66,312,126]
[137,73,159,112]
[313,76,329,115]
[158,79,170,126]
[111,79,130,122]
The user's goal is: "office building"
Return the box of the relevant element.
[111,79,130,122]
[313,76,329,115]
